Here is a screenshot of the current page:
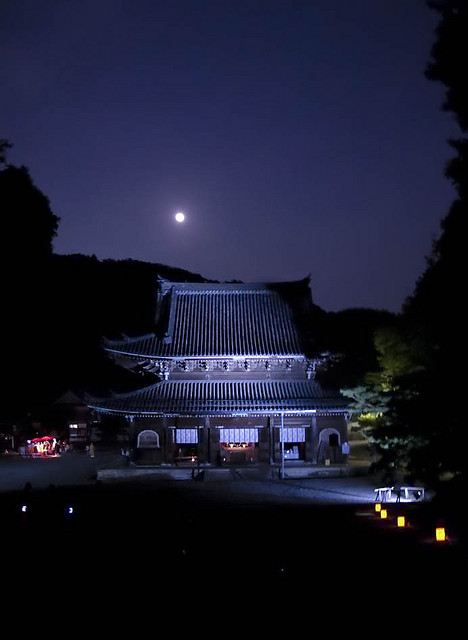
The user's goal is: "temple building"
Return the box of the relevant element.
[89,278,349,468]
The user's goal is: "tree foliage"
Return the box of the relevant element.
[406,0,467,491]
[408,0,468,325]
[0,143,59,264]
[314,307,397,390]
[425,1,468,134]
[347,1,468,493]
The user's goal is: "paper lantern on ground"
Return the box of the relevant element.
[435,527,446,542]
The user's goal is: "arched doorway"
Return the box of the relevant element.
[135,429,161,464]
[317,428,341,464]
[137,429,160,449]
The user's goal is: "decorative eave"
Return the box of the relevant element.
[91,409,346,419]
[88,379,349,418]
[104,342,308,362]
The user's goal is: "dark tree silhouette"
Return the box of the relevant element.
[335,4,467,498]
[1,143,59,415]
[366,1,468,495]
[0,139,13,165]
[0,144,59,264]
[425,1,468,132]
[407,0,468,322]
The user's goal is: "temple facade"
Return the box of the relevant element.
[89,279,349,467]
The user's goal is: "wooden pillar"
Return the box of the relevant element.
[126,415,136,448]
[204,417,210,464]
[270,415,275,463]
[209,420,221,465]
[198,418,210,464]
[162,416,173,464]
[271,414,282,464]
[310,415,318,464]
[258,416,270,464]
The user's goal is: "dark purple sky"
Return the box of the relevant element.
[0,0,458,312]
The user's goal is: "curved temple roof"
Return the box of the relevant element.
[89,379,347,417]
[104,282,309,359]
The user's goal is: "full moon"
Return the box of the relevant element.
[175,211,185,223]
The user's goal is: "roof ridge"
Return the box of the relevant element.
[104,332,156,345]
[176,288,272,295]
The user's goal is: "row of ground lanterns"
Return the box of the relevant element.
[18,499,449,542]
[374,501,448,542]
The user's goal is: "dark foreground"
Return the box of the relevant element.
[2,477,466,623]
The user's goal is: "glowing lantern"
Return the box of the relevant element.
[380,509,388,519]
[397,516,405,528]
[375,503,381,513]
[435,527,446,542]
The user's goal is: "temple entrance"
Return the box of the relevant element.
[135,429,162,465]
[219,427,259,464]
[280,426,307,461]
[317,428,341,464]
[173,427,200,463]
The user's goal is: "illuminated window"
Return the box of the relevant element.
[175,428,199,444]
[69,423,87,441]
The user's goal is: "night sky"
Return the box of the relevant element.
[0,1,458,312]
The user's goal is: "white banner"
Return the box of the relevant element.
[280,427,306,443]
[175,428,199,444]
[219,428,259,443]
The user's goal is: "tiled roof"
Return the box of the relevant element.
[89,379,348,416]
[104,282,307,359]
